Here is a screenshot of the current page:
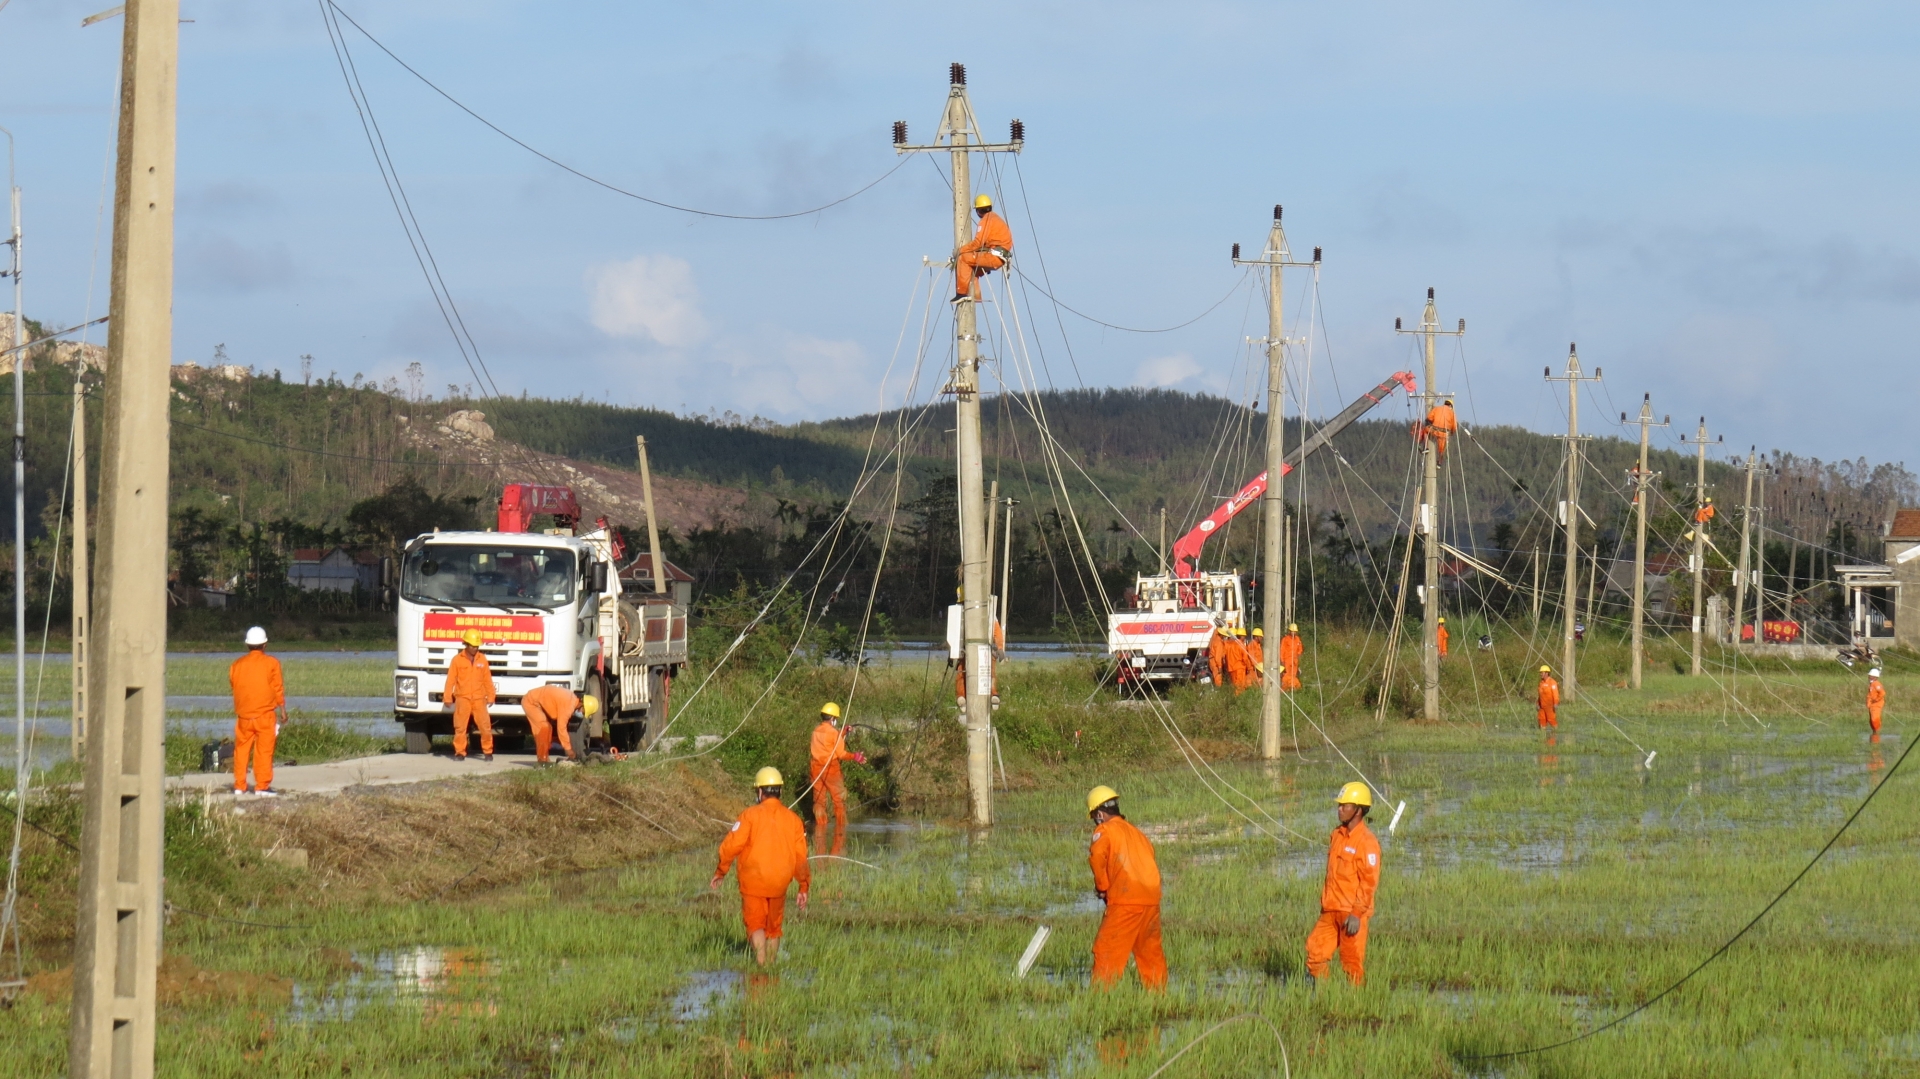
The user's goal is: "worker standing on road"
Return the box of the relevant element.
[1437,616,1450,658]
[1304,782,1381,987]
[712,767,811,967]
[1085,785,1167,990]
[1867,667,1886,741]
[1536,665,1560,729]
[1279,623,1304,692]
[521,683,591,765]
[1423,398,1458,459]
[1207,621,1233,687]
[953,194,1013,301]
[809,702,867,847]
[448,629,497,761]
[229,626,288,797]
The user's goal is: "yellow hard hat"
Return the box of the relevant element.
[1232,627,1246,637]
[1251,628,1264,637]
[1539,665,1552,674]
[753,767,783,788]
[581,694,600,718]
[974,194,993,209]
[1438,617,1446,624]
[1086,784,1119,815]
[820,702,842,719]
[1288,623,1298,632]
[461,629,484,647]
[1335,781,1373,807]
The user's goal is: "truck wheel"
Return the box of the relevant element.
[404,725,432,755]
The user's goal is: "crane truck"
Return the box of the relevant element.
[391,483,690,756]
[1108,371,1418,686]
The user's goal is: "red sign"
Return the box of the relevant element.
[424,613,546,645]
[1116,621,1214,635]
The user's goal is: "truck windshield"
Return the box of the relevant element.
[402,545,577,609]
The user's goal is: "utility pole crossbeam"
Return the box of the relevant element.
[1545,346,1601,702]
[70,1,178,1075]
[1233,208,1318,757]
[1623,396,1668,690]
[1394,290,1465,723]
[1680,420,1722,676]
[894,64,1022,827]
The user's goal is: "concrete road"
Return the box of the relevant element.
[167,751,570,797]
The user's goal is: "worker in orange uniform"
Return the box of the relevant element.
[521,683,595,765]
[1536,665,1560,729]
[809,702,867,846]
[1694,497,1716,527]
[229,626,288,797]
[1228,628,1257,692]
[954,194,1013,301]
[447,629,497,761]
[1437,616,1450,658]
[1279,623,1304,691]
[1867,667,1886,741]
[1304,782,1381,987]
[1424,398,1458,458]
[1085,785,1167,990]
[711,767,811,967]
[1246,628,1266,682]
[1207,621,1233,686]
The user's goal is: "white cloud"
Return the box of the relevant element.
[1134,353,1201,388]
[586,254,709,347]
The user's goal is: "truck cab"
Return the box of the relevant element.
[1108,571,1245,685]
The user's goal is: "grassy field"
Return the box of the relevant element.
[1,631,1915,1076]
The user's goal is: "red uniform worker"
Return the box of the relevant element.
[1424,399,1458,458]
[229,626,287,796]
[809,702,866,842]
[1437,617,1450,658]
[1086,785,1167,989]
[954,194,1013,301]
[447,630,497,760]
[520,683,588,764]
[1537,666,1560,729]
[1867,667,1886,737]
[1304,782,1381,986]
[711,767,811,966]
[1279,624,1305,692]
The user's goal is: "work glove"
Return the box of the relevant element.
[1344,915,1361,937]
[853,752,867,764]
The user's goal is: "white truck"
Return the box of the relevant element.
[1108,372,1416,687]
[392,484,689,756]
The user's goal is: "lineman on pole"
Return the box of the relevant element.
[953,194,1012,302]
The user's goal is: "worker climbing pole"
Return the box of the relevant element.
[1395,290,1464,722]
[1546,345,1600,702]
[1681,418,1721,676]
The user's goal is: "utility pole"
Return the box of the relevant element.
[71,1,178,1074]
[1396,289,1465,722]
[72,367,89,758]
[999,498,1017,630]
[984,480,999,602]
[1624,395,1667,689]
[1545,345,1600,701]
[895,64,1022,827]
[1733,449,1756,648]
[1,126,22,991]
[1234,207,1317,757]
[1157,507,1167,576]
[1680,419,1720,676]
[635,436,665,596]
[1754,460,1768,635]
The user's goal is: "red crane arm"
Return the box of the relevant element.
[1170,371,1417,578]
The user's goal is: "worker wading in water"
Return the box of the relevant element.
[1868,667,1887,741]
[1304,782,1381,987]
[809,702,866,850]
[1422,397,1458,459]
[229,626,288,797]
[1437,616,1450,658]
[953,194,1012,301]
[448,630,497,761]
[712,767,811,967]
[1085,785,1167,990]
[1537,665,1560,729]
[521,683,593,765]
[1279,623,1304,691]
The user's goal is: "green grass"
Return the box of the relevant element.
[0,654,396,707]
[2,630,1916,1076]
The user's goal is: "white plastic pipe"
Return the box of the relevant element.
[1015,925,1051,979]
[1387,800,1407,835]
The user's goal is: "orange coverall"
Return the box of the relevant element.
[1867,677,1886,734]
[229,650,285,792]
[1088,815,1166,989]
[716,797,811,939]
[1424,403,1457,458]
[1437,624,1450,657]
[520,684,578,763]
[1694,503,1716,525]
[1305,817,1380,984]
[1245,637,1265,683]
[1278,632,1304,691]
[1537,674,1560,729]
[1207,629,1232,685]
[1227,638,1257,693]
[955,211,1013,299]
[447,649,497,757]
[809,719,858,836]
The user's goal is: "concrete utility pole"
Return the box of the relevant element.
[894,64,1022,826]
[1545,345,1600,701]
[72,367,90,758]
[1233,208,1317,757]
[1753,460,1768,634]
[1733,449,1756,647]
[1395,289,1465,722]
[1681,418,1720,676]
[635,436,665,596]
[70,1,178,1074]
[1625,395,1667,690]
[999,497,1017,629]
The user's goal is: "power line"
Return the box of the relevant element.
[1009,264,1246,334]
[323,1,911,222]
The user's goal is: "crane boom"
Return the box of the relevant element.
[1170,371,1417,577]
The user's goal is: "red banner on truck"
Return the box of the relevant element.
[423,613,545,645]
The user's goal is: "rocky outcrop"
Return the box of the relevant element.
[440,410,495,441]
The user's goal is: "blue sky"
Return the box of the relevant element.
[2,1,1916,464]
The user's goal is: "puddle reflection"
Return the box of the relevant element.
[289,946,496,1025]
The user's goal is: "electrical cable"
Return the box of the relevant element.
[323,2,910,223]
[1008,264,1246,335]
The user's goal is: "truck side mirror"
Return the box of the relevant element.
[590,561,609,594]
